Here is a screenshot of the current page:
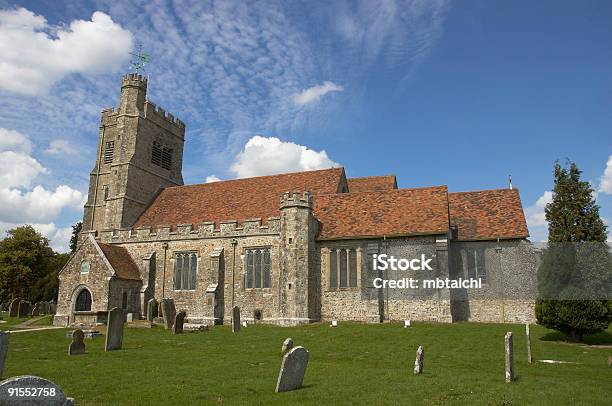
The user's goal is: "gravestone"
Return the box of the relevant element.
[505,332,514,383]
[69,329,85,355]
[0,375,75,405]
[608,355,611,367]
[31,303,41,316]
[17,301,30,318]
[525,323,532,364]
[282,338,294,353]
[404,320,411,328]
[41,301,50,315]
[8,299,19,317]
[232,306,240,333]
[0,331,8,380]
[0,304,3,320]
[105,307,124,351]
[173,311,187,334]
[330,320,338,327]
[161,299,176,330]
[49,301,57,315]
[275,346,309,393]
[126,313,134,322]
[242,321,248,328]
[414,345,424,374]
[147,298,158,321]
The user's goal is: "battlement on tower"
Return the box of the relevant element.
[280,191,313,209]
[121,73,147,87]
[144,101,186,130]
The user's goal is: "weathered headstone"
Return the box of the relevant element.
[69,329,85,355]
[8,299,19,317]
[41,301,50,315]
[0,375,75,405]
[17,301,30,318]
[282,338,294,353]
[414,345,424,374]
[525,323,532,364]
[105,307,124,351]
[173,311,186,334]
[49,301,57,315]
[161,299,176,330]
[32,302,41,316]
[275,346,309,393]
[0,304,3,320]
[330,320,338,327]
[126,313,134,322]
[404,320,411,328]
[0,331,8,380]
[147,298,158,321]
[505,332,514,383]
[232,306,240,333]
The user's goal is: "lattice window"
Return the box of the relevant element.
[329,248,359,289]
[465,248,486,283]
[244,248,271,289]
[161,147,172,170]
[104,141,114,164]
[174,252,197,290]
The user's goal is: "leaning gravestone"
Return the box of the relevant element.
[505,332,514,383]
[147,298,158,321]
[414,345,424,374]
[8,299,19,317]
[173,311,187,334]
[232,306,240,333]
[0,331,8,380]
[105,308,124,351]
[282,338,294,353]
[0,375,75,405]
[275,346,309,393]
[68,329,85,356]
[17,301,30,318]
[161,299,176,330]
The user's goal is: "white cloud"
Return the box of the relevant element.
[205,175,221,183]
[0,8,133,95]
[293,82,344,106]
[0,127,32,153]
[0,221,73,253]
[598,155,612,194]
[525,191,553,241]
[230,136,339,178]
[0,185,84,224]
[0,151,47,189]
[45,139,77,155]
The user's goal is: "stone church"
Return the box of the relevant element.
[54,73,536,327]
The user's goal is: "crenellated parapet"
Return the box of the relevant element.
[144,101,185,137]
[279,191,312,210]
[96,217,281,243]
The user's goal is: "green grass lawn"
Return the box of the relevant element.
[3,322,611,405]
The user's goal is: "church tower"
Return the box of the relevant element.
[83,73,185,233]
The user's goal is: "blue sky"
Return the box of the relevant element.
[0,0,610,251]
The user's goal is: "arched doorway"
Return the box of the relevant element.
[75,289,92,311]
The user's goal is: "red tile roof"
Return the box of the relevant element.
[347,175,397,193]
[448,189,529,241]
[98,242,141,280]
[134,167,346,229]
[314,186,450,240]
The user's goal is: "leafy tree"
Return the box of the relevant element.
[69,221,82,254]
[535,161,612,341]
[0,225,67,303]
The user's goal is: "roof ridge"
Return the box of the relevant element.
[450,188,518,195]
[160,166,344,191]
[348,174,396,180]
[315,185,448,198]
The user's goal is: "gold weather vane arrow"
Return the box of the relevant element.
[129,43,150,74]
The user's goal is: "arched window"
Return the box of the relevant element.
[75,289,92,311]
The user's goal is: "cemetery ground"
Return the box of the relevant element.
[3,318,611,405]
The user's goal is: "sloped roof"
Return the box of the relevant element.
[314,186,450,240]
[347,175,397,193]
[134,167,346,229]
[448,189,529,241]
[97,242,141,280]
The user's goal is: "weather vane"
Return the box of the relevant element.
[129,42,150,74]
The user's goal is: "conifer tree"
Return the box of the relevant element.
[535,161,611,341]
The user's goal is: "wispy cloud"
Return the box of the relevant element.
[294,82,344,106]
[524,191,552,241]
[598,155,612,194]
